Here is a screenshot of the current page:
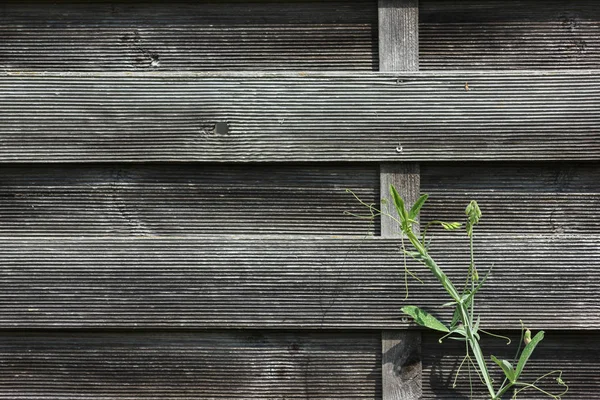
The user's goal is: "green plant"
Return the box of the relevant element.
[348,186,568,399]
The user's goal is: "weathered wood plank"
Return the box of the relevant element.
[0,163,378,236]
[0,0,377,71]
[379,0,419,71]
[421,0,600,70]
[421,162,600,235]
[0,330,381,399]
[381,163,420,237]
[1,71,599,162]
[2,162,597,238]
[379,1,422,396]
[382,330,422,399]
[380,163,422,400]
[0,235,596,329]
[422,331,600,399]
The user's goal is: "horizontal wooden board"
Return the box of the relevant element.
[0,163,378,236]
[420,0,600,70]
[0,0,377,71]
[0,330,381,399]
[422,330,600,399]
[421,162,600,235]
[1,71,599,162]
[0,235,597,329]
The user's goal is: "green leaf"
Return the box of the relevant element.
[450,308,461,328]
[491,355,516,383]
[409,194,429,220]
[514,330,544,381]
[401,305,449,333]
[390,185,409,231]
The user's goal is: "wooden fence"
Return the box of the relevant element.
[0,0,599,398]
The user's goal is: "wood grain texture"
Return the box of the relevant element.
[381,163,420,237]
[0,163,378,236]
[420,0,600,70]
[382,331,422,399]
[379,2,422,396]
[0,0,377,71]
[422,331,600,399]
[380,163,422,400]
[379,0,419,71]
[0,330,381,399]
[421,162,600,235]
[0,235,597,329]
[1,71,600,162]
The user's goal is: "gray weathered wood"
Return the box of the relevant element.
[0,235,597,329]
[421,162,600,235]
[382,330,422,399]
[421,0,600,70]
[379,0,419,71]
[0,0,376,71]
[1,71,599,162]
[0,330,381,399]
[380,163,422,399]
[1,162,598,237]
[422,330,600,399]
[379,1,421,396]
[380,163,421,237]
[0,163,378,236]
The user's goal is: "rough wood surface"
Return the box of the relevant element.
[380,163,422,400]
[0,0,377,71]
[382,331,422,399]
[1,71,599,162]
[379,0,419,71]
[379,2,422,396]
[0,163,378,236]
[381,163,420,237]
[420,0,600,70]
[422,331,600,399]
[0,330,381,399]
[0,235,596,329]
[421,162,600,235]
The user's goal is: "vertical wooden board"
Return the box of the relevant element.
[379,1,421,398]
[378,0,419,71]
[380,164,422,399]
[382,331,423,399]
[380,163,421,237]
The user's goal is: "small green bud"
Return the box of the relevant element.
[465,200,482,238]
[524,329,532,345]
[472,267,479,281]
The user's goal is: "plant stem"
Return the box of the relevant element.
[458,304,497,399]
[405,229,496,398]
[495,381,514,399]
